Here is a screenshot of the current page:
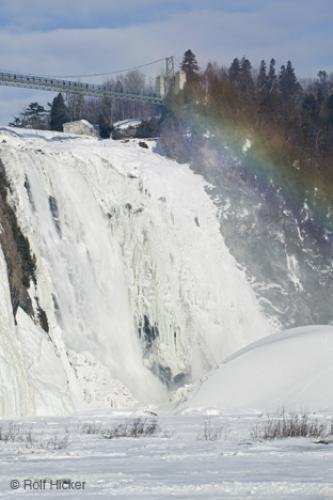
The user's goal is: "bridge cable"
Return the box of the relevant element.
[48,57,167,79]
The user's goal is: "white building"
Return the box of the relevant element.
[63,120,98,137]
[155,75,166,98]
[155,71,186,98]
[174,70,186,93]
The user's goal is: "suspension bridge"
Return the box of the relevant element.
[0,57,182,106]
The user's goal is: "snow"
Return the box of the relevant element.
[0,247,32,417]
[0,127,333,496]
[186,325,333,413]
[113,119,142,130]
[0,127,271,417]
[242,138,252,153]
[1,411,333,498]
[286,253,303,291]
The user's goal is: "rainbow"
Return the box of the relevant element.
[181,105,333,243]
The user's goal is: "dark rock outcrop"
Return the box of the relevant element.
[0,159,36,319]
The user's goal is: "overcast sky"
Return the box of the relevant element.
[0,0,332,124]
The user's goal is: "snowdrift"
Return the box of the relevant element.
[186,325,333,412]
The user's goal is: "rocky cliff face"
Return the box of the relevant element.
[160,123,333,328]
[0,159,36,320]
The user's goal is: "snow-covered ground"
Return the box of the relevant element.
[1,410,333,498]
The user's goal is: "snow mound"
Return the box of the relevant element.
[186,325,333,412]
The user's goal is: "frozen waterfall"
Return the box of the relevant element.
[0,128,272,416]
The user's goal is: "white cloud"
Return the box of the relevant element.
[0,0,206,30]
[0,1,331,124]
[0,6,330,74]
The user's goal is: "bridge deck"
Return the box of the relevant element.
[0,71,163,105]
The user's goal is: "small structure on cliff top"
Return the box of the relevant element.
[63,120,98,137]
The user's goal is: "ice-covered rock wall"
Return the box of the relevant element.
[0,128,271,416]
[160,123,333,328]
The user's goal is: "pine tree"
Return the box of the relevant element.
[8,116,24,128]
[302,94,318,120]
[267,58,277,93]
[228,58,240,85]
[49,93,70,131]
[9,102,49,129]
[239,58,254,96]
[256,58,279,120]
[256,60,268,96]
[326,95,333,125]
[97,95,112,138]
[278,64,286,92]
[315,71,329,104]
[181,50,199,82]
[278,61,301,98]
[301,94,319,143]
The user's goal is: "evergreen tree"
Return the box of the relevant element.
[256,60,269,96]
[326,95,333,125]
[163,54,333,222]
[278,61,301,98]
[239,57,254,96]
[8,117,22,127]
[49,93,70,131]
[181,49,200,82]
[97,95,112,138]
[228,58,241,85]
[315,71,329,104]
[267,58,277,93]
[301,94,319,145]
[302,94,318,120]
[9,102,49,129]
[278,64,286,93]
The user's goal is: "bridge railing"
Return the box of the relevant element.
[0,71,164,105]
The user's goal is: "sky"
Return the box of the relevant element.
[0,0,332,124]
